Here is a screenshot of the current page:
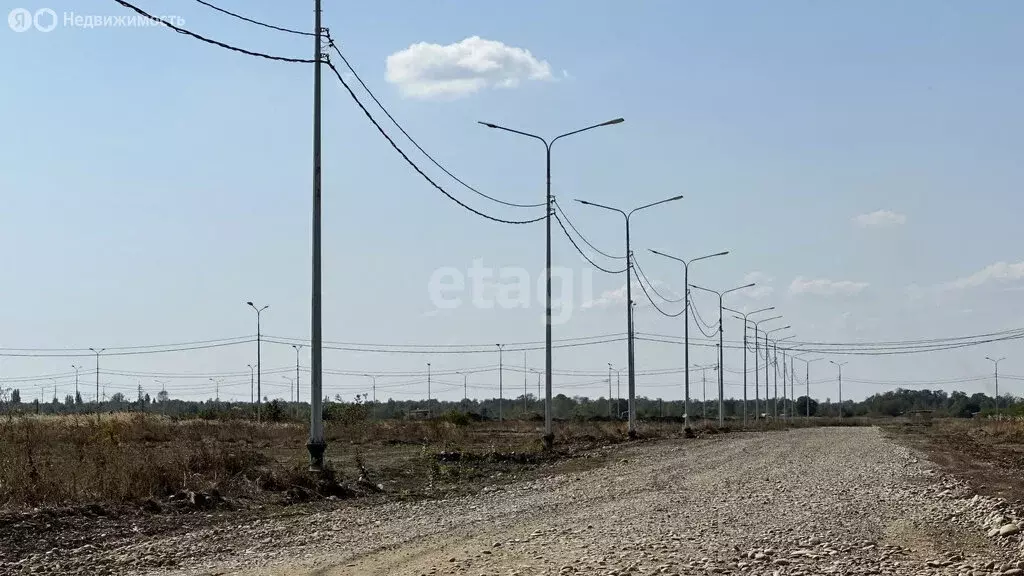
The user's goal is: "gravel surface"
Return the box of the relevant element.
[7,426,1024,575]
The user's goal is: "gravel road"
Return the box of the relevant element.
[11,427,1024,575]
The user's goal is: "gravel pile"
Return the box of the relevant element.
[4,427,1022,575]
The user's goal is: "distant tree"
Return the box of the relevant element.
[795,396,819,416]
[11,389,21,404]
[110,392,126,404]
[144,393,151,404]
[157,390,169,403]
[64,395,75,406]
[74,391,83,405]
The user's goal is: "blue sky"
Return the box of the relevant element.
[1,0,1022,405]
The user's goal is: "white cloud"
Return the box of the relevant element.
[385,36,553,99]
[581,280,679,310]
[853,209,907,228]
[789,276,869,296]
[581,285,626,310]
[741,271,774,300]
[943,261,1024,291]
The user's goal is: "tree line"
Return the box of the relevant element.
[0,386,1018,421]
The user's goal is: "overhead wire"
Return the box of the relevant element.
[111,0,315,63]
[552,201,624,259]
[192,0,314,36]
[323,61,545,225]
[327,39,544,210]
[552,209,627,274]
[633,260,685,318]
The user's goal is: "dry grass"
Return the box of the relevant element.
[0,412,881,509]
[0,415,678,509]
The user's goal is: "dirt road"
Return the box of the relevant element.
[17,427,1024,575]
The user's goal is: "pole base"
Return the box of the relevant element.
[306,440,327,472]
[627,428,638,440]
[541,433,554,451]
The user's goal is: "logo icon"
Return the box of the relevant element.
[33,8,56,32]
[8,8,32,32]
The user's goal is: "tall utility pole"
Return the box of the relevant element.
[426,362,432,417]
[763,326,789,419]
[292,344,302,404]
[781,348,787,418]
[725,307,774,426]
[479,118,624,449]
[578,195,685,437]
[830,360,848,418]
[749,316,783,420]
[790,354,798,416]
[523,352,528,415]
[247,364,254,405]
[607,363,613,419]
[649,249,729,429]
[799,357,822,418]
[306,0,327,472]
[71,364,80,402]
[156,379,168,416]
[209,378,221,403]
[702,366,708,420]
[772,342,779,418]
[985,356,1006,419]
[246,302,269,423]
[689,282,755,427]
[616,370,621,419]
[89,347,105,421]
[495,344,504,421]
[364,374,377,418]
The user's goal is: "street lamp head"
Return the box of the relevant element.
[601,118,625,126]
[575,199,592,206]
[477,121,498,129]
[667,194,684,202]
[246,301,254,306]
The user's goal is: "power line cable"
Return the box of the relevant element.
[327,38,544,210]
[192,0,314,36]
[552,201,624,259]
[632,257,685,303]
[324,61,545,225]
[112,0,315,63]
[633,261,685,318]
[552,210,627,274]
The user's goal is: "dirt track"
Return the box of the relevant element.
[12,427,1024,575]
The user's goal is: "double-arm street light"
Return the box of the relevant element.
[762,326,790,419]
[577,195,685,436]
[292,344,303,404]
[724,306,774,425]
[773,335,796,418]
[985,356,1006,419]
[88,347,105,421]
[689,282,756,426]
[830,360,849,418]
[479,117,624,448]
[247,364,254,405]
[246,302,269,423]
[745,315,783,420]
[793,355,823,417]
[648,249,729,428]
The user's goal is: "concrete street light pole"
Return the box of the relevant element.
[649,249,729,429]
[478,117,624,449]
[725,306,774,425]
[577,195,685,437]
[689,282,756,427]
